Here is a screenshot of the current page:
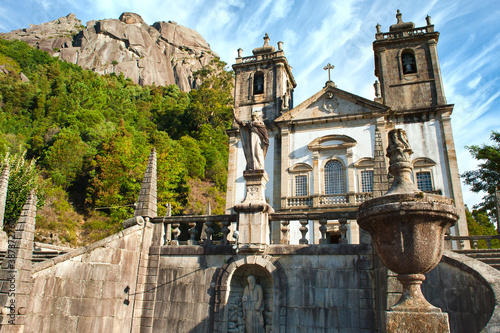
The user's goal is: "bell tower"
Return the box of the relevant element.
[226,34,296,213]
[373,10,447,111]
[232,33,296,123]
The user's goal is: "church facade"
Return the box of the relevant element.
[226,11,468,244]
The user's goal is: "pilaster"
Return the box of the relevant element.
[280,128,290,209]
[440,114,468,239]
[225,133,239,213]
[427,39,447,105]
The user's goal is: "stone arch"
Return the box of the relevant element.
[400,48,417,74]
[210,255,287,332]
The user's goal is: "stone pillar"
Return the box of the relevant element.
[0,190,37,330]
[234,170,274,251]
[225,133,239,213]
[427,39,447,105]
[0,163,10,251]
[312,152,320,207]
[280,128,290,209]
[439,114,469,241]
[376,48,388,104]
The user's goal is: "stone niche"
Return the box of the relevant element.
[226,264,273,333]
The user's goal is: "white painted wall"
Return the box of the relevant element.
[396,121,450,197]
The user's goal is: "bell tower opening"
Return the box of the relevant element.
[254,72,264,95]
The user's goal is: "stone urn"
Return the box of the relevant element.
[358,129,458,332]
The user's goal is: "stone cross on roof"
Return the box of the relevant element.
[323,63,334,83]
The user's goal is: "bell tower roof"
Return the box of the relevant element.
[389,9,415,31]
[253,33,276,55]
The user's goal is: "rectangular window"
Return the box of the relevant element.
[295,175,308,196]
[361,170,374,192]
[416,172,433,192]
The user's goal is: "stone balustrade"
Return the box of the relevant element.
[149,210,358,246]
[235,50,285,64]
[284,192,373,209]
[150,214,237,245]
[269,211,357,245]
[446,235,500,250]
[375,25,434,40]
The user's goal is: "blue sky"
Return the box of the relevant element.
[1,0,499,208]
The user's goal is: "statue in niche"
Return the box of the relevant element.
[242,275,265,333]
[233,109,269,170]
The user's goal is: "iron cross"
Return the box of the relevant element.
[323,63,334,81]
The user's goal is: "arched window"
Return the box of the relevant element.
[324,160,345,194]
[401,50,417,74]
[254,72,264,95]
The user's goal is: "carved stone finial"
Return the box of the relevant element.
[376,23,381,33]
[253,33,275,55]
[237,48,243,58]
[390,9,415,31]
[426,15,432,26]
[277,41,283,50]
[396,9,402,23]
[263,33,270,46]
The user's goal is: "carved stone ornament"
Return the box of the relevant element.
[323,94,339,113]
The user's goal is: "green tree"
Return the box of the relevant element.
[184,59,234,132]
[1,151,43,230]
[43,128,90,189]
[465,206,499,248]
[462,131,500,222]
[179,135,206,179]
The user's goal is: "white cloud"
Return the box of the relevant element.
[467,75,481,89]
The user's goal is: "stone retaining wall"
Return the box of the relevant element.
[151,244,377,333]
[24,223,153,333]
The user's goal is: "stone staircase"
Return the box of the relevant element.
[0,249,66,265]
[0,242,69,266]
[455,249,500,270]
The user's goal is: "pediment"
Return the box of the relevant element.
[308,135,356,151]
[276,86,388,123]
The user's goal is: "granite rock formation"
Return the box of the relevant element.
[0,12,218,91]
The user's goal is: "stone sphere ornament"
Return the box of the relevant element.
[358,129,459,314]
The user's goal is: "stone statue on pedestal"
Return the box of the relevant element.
[233,109,269,170]
[242,275,265,333]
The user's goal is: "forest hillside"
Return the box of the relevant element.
[0,38,233,246]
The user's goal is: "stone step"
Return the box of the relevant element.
[476,258,500,265]
[455,249,500,254]
[461,253,500,259]
[0,250,66,266]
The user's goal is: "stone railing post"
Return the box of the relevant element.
[280,220,290,244]
[171,223,180,245]
[188,222,198,245]
[299,219,309,244]
[339,218,348,244]
[220,220,230,245]
[204,220,214,246]
[319,219,328,244]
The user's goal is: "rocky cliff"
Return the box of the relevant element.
[0,12,218,90]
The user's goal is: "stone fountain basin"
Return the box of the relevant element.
[358,192,458,275]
